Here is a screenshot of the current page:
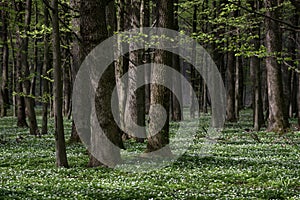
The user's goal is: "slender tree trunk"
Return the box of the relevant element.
[42,2,50,135]
[115,0,128,136]
[1,1,9,117]
[141,0,151,115]
[171,0,182,122]
[21,0,39,135]
[13,0,28,127]
[146,0,173,156]
[226,51,237,122]
[69,0,81,143]
[264,0,289,132]
[30,2,38,101]
[190,5,197,119]
[249,0,264,131]
[52,0,68,167]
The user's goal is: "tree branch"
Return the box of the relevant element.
[229,1,300,32]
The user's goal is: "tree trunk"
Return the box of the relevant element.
[42,2,50,135]
[80,0,124,167]
[14,0,28,127]
[30,2,38,102]
[226,51,237,122]
[1,1,9,117]
[249,0,264,131]
[146,0,173,156]
[69,0,81,143]
[21,0,39,135]
[52,0,68,167]
[171,0,182,122]
[190,4,197,119]
[115,0,127,136]
[264,0,289,132]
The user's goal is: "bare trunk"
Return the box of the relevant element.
[80,0,124,167]
[171,0,182,122]
[264,0,289,132]
[69,0,81,143]
[226,51,237,122]
[1,2,9,117]
[52,0,68,167]
[146,0,173,156]
[21,0,39,135]
[42,3,50,135]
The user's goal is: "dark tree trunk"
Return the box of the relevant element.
[21,0,39,135]
[264,0,289,132]
[1,1,9,117]
[146,0,173,156]
[226,51,237,122]
[30,2,38,102]
[42,3,50,135]
[171,0,182,122]
[52,0,69,167]
[249,0,264,131]
[69,0,81,143]
[13,0,28,127]
[190,4,197,119]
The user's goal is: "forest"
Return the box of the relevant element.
[0,0,300,199]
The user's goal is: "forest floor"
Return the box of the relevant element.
[0,109,300,199]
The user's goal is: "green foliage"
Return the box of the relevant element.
[0,110,299,199]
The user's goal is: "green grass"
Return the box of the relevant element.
[0,110,300,199]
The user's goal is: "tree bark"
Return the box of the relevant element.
[80,0,124,167]
[52,0,69,167]
[171,0,182,122]
[264,0,289,132]
[226,51,237,122]
[249,0,264,131]
[69,0,81,143]
[21,0,39,135]
[42,2,50,135]
[13,0,28,127]
[1,1,9,117]
[146,0,173,156]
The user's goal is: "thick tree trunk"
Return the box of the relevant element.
[80,0,124,167]
[264,0,289,132]
[124,0,139,133]
[146,0,173,156]
[1,2,9,117]
[52,0,68,167]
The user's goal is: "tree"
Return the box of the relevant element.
[146,0,174,155]
[15,0,39,135]
[249,0,264,131]
[69,0,81,143]
[42,2,50,135]
[52,0,68,167]
[80,0,124,167]
[264,0,289,132]
[0,0,9,117]
[13,0,28,128]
